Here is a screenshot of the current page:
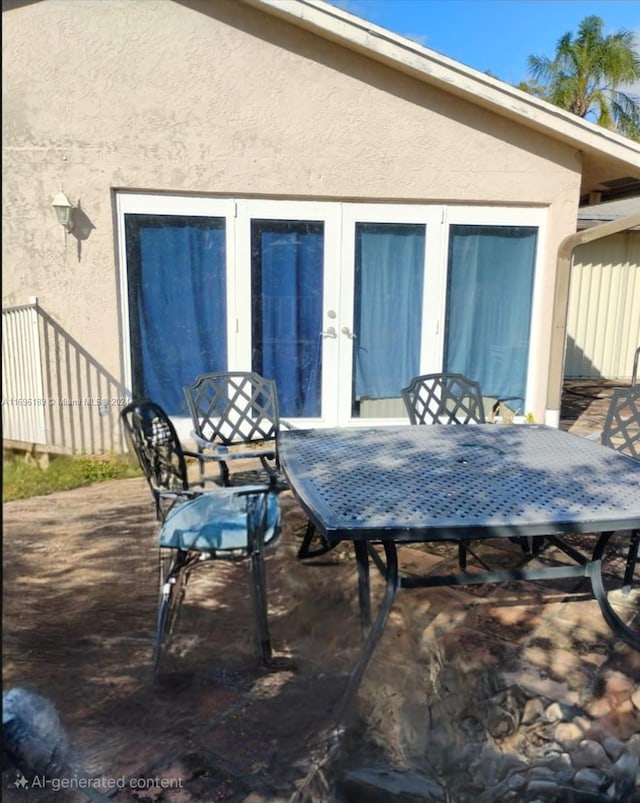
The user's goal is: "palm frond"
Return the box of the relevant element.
[524,14,640,138]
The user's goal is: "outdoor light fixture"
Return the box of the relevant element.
[52,190,75,232]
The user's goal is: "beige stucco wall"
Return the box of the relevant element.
[3,0,582,435]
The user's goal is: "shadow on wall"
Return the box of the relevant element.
[563,335,603,382]
[2,302,129,455]
[70,203,95,262]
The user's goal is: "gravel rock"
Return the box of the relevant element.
[571,739,610,770]
[572,766,611,790]
[555,721,587,746]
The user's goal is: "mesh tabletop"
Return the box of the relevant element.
[279,425,640,541]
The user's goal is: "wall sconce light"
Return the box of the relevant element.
[52,191,75,233]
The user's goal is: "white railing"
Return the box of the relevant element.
[2,303,47,443]
[2,301,129,454]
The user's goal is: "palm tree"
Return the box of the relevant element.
[526,15,640,140]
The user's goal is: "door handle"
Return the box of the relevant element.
[321,326,337,338]
[341,326,357,340]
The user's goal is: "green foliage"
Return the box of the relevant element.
[2,453,141,501]
[524,15,640,140]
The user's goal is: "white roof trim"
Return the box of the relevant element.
[244,0,640,168]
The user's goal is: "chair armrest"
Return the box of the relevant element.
[225,484,272,497]
[279,419,298,431]
[187,484,271,498]
[190,431,217,450]
[186,436,234,460]
[157,489,200,501]
[183,448,223,463]
[188,431,277,461]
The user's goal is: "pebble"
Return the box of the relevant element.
[526,779,559,796]
[626,734,640,758]
[528,765,557,781]
[604,672,635,698]
[571,739,609,770]
[522,698,544,724]
[544,702,565,722]
[572,767,609,790]
[507,772,527,790]
[611,751,639,778]
[602,735,626,761]
[588,696,612,717]
[554,721,586,745]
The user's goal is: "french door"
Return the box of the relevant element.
[337,205,443,424]
[237,201,442,426]
[118,195,543,431]
[234,201,341,424]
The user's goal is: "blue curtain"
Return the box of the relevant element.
[126,215,227,416]
[445,225,537,407]
[252,221,323,417]
[353,223,425,399]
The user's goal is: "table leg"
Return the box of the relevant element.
[354,541,371,634]
[250,550,272,666]
[589,531,639,652]
[336,541,399,714]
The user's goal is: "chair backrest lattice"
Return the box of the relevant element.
[632,346,639,387]
[120,400,189,515]
[402,372,486,425]
[183,372,280,447]
[602,386,640,459]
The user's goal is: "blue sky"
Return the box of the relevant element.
[328,1,640,88]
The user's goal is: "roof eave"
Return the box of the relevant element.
[242,0,640,170]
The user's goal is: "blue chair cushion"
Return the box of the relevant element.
[159,488,280,552]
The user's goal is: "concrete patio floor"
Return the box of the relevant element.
[2,380,639,802]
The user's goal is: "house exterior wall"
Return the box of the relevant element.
[3,0,583,447]
[565,231,640,379]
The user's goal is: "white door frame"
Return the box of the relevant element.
[116,194,547,430]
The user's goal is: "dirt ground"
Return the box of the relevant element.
[2,472,370,802]
[2,380,639,802]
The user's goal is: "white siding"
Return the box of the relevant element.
[565,231,640,379]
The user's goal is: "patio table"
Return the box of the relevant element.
[279,424,640,703]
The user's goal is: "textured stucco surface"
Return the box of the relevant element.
[3,0,583,422]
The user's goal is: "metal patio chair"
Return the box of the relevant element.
[602,385,640,458]
[590,385,639,647]
[400,372,540,567]
[183,372,285,488]
[120,400,281,675]
[401,372,486,425]
[120,398,220,521]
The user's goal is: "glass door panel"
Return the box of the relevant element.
[444,224,538,413]
[251,220,324,418]
[125,214,227,417]
[351,222,426,419]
